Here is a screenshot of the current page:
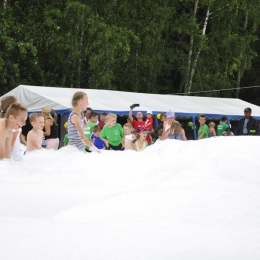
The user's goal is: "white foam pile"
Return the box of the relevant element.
[0,137,260,259]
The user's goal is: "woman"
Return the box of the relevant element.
[164,121,187,141]
[41,107,59,150]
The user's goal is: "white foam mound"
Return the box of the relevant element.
[1,137,260,259]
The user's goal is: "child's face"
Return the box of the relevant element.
[100,115,106,122]
[161,116,166,122]
[93,131,100,137]
[167,117,174,124]
[123,126,131,135]
[107,117,116,127]
[32,116,45,130]
[199,117,206,125]
[10,111,28,130]
[146,113,152,118]
[91,115,98,123]
[80,95,89,111]
[140,131,147,138]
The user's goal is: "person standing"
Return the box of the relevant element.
[198,114,208,140]
[235,108,260,136]
[217,116,229,136]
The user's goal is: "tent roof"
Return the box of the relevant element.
[1,85,260,120]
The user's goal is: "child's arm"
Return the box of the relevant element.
[71,114,92,147]
[198,132,205,140]
[20,133,27,145]
[181,129,187,141]
[100,127,109,147]
[5,136,12,158]
[11,131,19,151]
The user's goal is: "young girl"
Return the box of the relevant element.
[41,107,59,150]
[162,110,176,139]
[68,92,92,151]
[0,101,28,159]
[123,123,135,150]
[208,122,216,137]
[132,126,148,152]
[164,121,187,141]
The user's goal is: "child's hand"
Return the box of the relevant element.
[104,140,109,147]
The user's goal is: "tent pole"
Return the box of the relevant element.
[192,117,197,140]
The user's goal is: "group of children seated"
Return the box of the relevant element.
[0,91,234,161]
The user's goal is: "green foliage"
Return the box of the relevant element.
[0,0,260,104]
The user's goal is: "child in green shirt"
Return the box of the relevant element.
[198,114,209,139]
[100,113,124,150]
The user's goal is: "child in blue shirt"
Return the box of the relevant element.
[90,125,106,150]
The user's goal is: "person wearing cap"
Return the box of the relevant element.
[132,126,148,152]
[144,110,153,131]
[162,110,176,139]
[235,108,260,136]
[217,116,229,136]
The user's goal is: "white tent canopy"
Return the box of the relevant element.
[1,85,260,120]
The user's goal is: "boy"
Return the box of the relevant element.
[98,112,107,130]
[198,114,208,139]
[156,129,164,142]
[84,111,98,151]
[100,113,124,150]
[0,102,28,159]
[91,125,106,150]
[26,113,45,152]
[63,121,69,146]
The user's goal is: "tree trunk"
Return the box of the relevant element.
[183,0,199,95]
[188,4,210,94]
[236,10,248,97]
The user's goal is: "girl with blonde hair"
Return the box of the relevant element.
[68,91,92,151]
[132,126,148,152]
[208,122,216,137]
[123,123,135,150]
[41,107,59,150]
[164,121,187,141]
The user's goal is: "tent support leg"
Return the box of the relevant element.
[192,117,197,140]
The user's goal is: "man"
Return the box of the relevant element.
[217,116,229,136]
[235,107,260,136]
[98,112,107,130]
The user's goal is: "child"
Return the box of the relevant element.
[164,121,187,141]
[198,114,208,139]
[208,122,216,137]
[100,113,124,150]
[68,91,92,151]
[222,127,234,136]
[0,101,28,159]
[26,113,45,152]
[144,111,154,131]
[98,112,107,130]
[133,126,148,152]
[155,129,164,142]
[123,123,135,150]
[84,111,98,151]
[90,125,106,150]
[63,121,69,146]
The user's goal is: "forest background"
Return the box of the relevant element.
[1,0,260,105]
